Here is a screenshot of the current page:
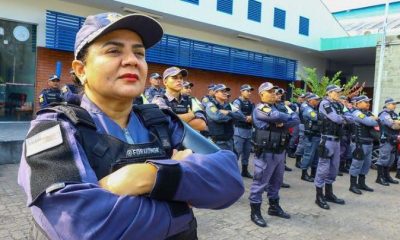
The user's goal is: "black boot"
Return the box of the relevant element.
[396,169,400,180]
[281,182,290,188]
[250,203,267,227]
[295,155,302,168]
[384,166,399,184]
[310,167,317,179]
[325,184,345,205]
[268,198,291,219]
[315,187,329,210]
[301,169,314,182]
[376,165,389,186]
[288,148,296,158]
[285,165,292,172]
[241,165,253,178]
[358,174,374,192]
[339,161,349,174]
[349,175,362,194]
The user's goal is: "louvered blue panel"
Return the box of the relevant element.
[274,8,286,29]
[248,0,261,22]
[147,34,297,81]
[217,0,233,14]
[299,16,310,36]
[181,0,199,5]
[46,11,85,51]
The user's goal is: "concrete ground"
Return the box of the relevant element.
[1,157,399,240]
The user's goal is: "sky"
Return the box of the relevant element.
[321,0,399,12]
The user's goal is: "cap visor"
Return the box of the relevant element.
[90,14,163,49]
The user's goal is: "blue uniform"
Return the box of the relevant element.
[295,102,308,157]
[232,97,254,166]
[314,98,345,188]
[349,109,378,177]
[61,84,82,105]
[377,109,400,167]
[205,100,245,151]
[249,103,299,203]
[18,95,244,240]
[201,95,214,108]
[38,88,63,109]
[288,102,301,153]
[144,86,165,103]
[301,103,320,171]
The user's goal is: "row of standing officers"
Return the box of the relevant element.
[39,66,400,228]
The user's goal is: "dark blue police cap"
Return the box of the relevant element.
[48,74,60,81]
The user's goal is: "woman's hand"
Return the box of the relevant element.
[171,149,193,161]
[99,163,157,196]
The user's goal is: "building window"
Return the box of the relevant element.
[217,0,233,14]
[299,16,309,36]
[181,0,199,4]
[248,0,261,22]
[273,8,286,29]
[0,19,37,121]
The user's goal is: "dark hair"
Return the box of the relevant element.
[73,45,90,87]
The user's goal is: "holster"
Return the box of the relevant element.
[352,144,365,160]
[318,139,330,158]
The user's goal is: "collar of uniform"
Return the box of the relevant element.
[164,91,181,102]
[80,95,103,114]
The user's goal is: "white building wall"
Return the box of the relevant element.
[117,0,348,50]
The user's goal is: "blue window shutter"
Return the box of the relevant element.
[217,0,233,14]
[248,0,261,22]
[181,0,199,5]
[273,8,286,29]
[147,34,297,81]
[46,11,85,51]
[299,16,309,36]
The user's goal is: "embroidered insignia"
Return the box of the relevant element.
[62,86,68,93]
[310,111,316,118]
[211,106,218,113]
[358,113,366,119]
[26,124,63,157]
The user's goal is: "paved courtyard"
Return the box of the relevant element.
[1,157,399,240]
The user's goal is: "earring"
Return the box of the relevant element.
[80,76,87,85]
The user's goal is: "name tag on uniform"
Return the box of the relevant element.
[26,124,63,157]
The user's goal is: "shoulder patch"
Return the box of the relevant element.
[262,106,272,113]
[211,106,218,113]
[203,98,209,103]
[62,85,68,93]
[26,124,63,157]
[358,113,366,119]
[310,111,316,118]
[323,103,333,114]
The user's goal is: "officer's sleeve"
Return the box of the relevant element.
[319,101,344,124]
[253,104,290,123]
[353,110,378,127]
[380,112,395,128]
[205,103,231,122]
[152,96,171,110]
[284,112,300,128]
[17,115,193,240]
[38,92,47,109]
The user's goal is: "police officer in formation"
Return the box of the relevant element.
[153,67,207,132]
[205,84,245,151]
[181,81,194,96]
[39,74,63,109]
[294,92,311,168]
[19,12,245,239]
[249,82,299,227]
[300,93,322,182]
[376,98,400,186]
[232,84,255,178]
[201,84,216,108]
[144,72,165,102]
[338,96,354,175]
[315,85,350,210]
[348,95,378,194]
[288,93,306,158]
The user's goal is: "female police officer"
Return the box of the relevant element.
[18,12,244,240]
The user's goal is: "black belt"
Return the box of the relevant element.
[355,139,373,145]
[321,136,339,142]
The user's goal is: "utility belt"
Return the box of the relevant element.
[252,128,288,156]
[381,136,398,145]
[234,122,252,129]
[304,130,320,138]
[321,135,340,142]
[354,138,373,145]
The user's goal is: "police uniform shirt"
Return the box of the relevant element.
[379,109,399,129]
[232,97,254,138]
[302,104,318,122]
[253,103,299,130]
[205,101,232,122]
[39,88,63,108]
[18,95,244,240]
[153,92,206,121]
[61,84,82,105]
[319,98,344,125]
[352,109,378,127]
[144,86,165,102]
